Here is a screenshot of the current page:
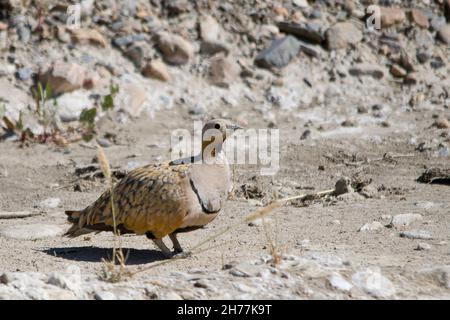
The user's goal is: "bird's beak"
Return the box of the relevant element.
[226,124,242,131]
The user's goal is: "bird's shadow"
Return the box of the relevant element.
[42,246,166,265]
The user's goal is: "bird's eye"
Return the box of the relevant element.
[215,124,221,129]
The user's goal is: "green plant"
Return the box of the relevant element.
[79,83,119,142]
[101,83,119,112]
[79,107,97,142]
[32,82,59,136]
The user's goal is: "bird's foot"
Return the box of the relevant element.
[171,251,192,259]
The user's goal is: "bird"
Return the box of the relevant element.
[64,119,241,258]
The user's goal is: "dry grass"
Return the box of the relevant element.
[97,145,131,282]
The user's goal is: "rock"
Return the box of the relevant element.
[254,36,301,69]
[0,285,26,299]
[156,32,194,65]
[403,73,418,85]
[96,138,111,148]
[56,91,92,122]
[359,221,384,232]
[328,273,353,291]
[300,129,311,140]
[326,22,362,50]
[0,78,35,122]
[380,7,406,28]
[348,63,384,79]
[17,24,30,43]
[38,62,91,96]
[416,50,430,63]
[0,224,64,240]
[422,267,450,289]
[113,34,146,48]
[248,217,272,227]
[199,14,229,55]
[0,22,7,31]
[435,117,450,129]
[334,177,353,196]
[16,67,32,81]
[410,9,429,29]
[124,45,145,68]
[116,83,152,118]
[296,239,310,249]
[166,0,190,16]
[70,28,107,47]
[56,26,71,43]
[209,53,240,88]
[415,201,435,210]
[39,197,61,209]
[95,291,116,300]
[293,0,309,7]
[390,64,407,78]
[352,268,396,298]
[400,230,432,240]
[437,24,450,45]
[47,272,84,298]
[359,185,378,199]
[277,21,325,44]
[142,60,171,82]
[446,0,450,21]
[390,213,423,228]
[415,243,432,251]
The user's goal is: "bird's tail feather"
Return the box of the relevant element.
[64,210,95,238]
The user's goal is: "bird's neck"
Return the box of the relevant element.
[201,140,226,164]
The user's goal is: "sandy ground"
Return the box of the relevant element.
[0,100,449,299]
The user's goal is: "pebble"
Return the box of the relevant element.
[410,9,429,29]
[334,177,353,196]
[380,7,406,28]
[349,63,384,79]
[277,21,324,44]
[95,291,116,300]
[38,62,91,96]
[39,198,61,209]
[16,68,32,81]
[142,60,171,82]
[437,25,450,45]
[328,273,353,291]
[400,230,432,240]
[352,268,396,298]
[390,64,407,78]
[209,53,241,88]
[326,22,362,50]
[156,32,194,66]
[415,243,432,251]
[70,28,107,47]
[0,224,64,240]
[359,221,384,232]
[415,201,435,210]
[390,213,423,228]
[56,91,92,122]
[254,36,301,69]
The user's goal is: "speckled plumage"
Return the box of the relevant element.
[65,119,240,258]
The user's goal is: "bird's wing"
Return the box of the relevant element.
[79,163,193,238]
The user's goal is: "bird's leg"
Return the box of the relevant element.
[169,234,192,259]
[152,239,173,259]
[169,233,183,253]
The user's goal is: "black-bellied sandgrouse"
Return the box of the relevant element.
[64,119,241,258]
